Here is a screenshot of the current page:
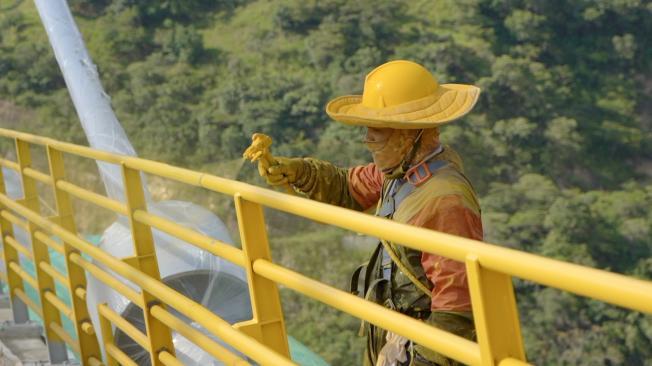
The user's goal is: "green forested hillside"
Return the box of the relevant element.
[1,0,651,365]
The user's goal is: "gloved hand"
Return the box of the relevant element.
[259,157,306,187]
[376,332,409,366]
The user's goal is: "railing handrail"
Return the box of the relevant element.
[2,128,650,313]
[0,127,650,366]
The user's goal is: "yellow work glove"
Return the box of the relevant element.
[260,157,306,187]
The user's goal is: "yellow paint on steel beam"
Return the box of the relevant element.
[74,287,87,301]
[56,180,128,215]
[98,303,119,366]
[4,236,33,260]
[121,163,174,366]
[16,138,69,358]
[158,351,184,366]
[50,322,81,354]
[1,129,651,366]
[252,258,482,366]
[498,358,531,366]
[69,252,144,308]
[105,343,137,366]
[22,167,52,185]
[46,145,103,362]
[44,290,73,319]
[38,261,67,287]
[0,158,19,171]
[150,305,249,365]
[14,287,42,317]
[33,231,64,254]
[0,210,29,230]
[98,304,150,351]
[8,261,38,289]
[0,167,28,323]
[0,193,295,366]
[81,321,95,336]
[233,193,291,359]
[133,209,245,267]
[88,356,104,366]
[466,255,527,365]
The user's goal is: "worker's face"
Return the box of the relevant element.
[364,127,415,173]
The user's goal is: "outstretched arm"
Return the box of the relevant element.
[260,157,363,210]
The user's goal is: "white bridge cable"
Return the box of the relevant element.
[32,1,250,365]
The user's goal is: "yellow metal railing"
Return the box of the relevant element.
[0,128,650,366]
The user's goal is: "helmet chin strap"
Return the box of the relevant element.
[384,129,425,179]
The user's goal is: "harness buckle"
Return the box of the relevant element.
[405,162,432,187]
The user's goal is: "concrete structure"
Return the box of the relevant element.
[0,295,50,366]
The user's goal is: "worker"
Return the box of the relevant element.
[255,60,482,366]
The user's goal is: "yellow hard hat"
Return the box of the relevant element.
[326,60,480,129]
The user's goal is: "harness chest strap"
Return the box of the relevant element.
[375,158,450,299]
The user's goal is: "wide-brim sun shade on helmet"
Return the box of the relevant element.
[326,60,481,129]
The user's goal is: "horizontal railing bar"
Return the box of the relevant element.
[1,130,651,360]
[0,158,19,171]
[9,261,38,289]
[499,357,532,366]
[75,287,87,301]
[38,261,68,287]
[56,180,128,215]
[150,305,249,365]
[50,321,80,354]
[105,343,137,366]
[98,304,150,351]
[44,290,73,319]
[81,321,95,336]
[34,231,64,254]
[253,258,482,366]
[133,209,246,267]
[88,356,104,366]
[0,193,295,366]
[123,157,204,187]
[1,210,29,230]
[69,252,143,308]
[0,129,124,165]
[205,177,652,315]
[4,236,32,260]
[158,350,183,366]
[3,129,650,314]
[14,287,42,317]
[23,167,52,185]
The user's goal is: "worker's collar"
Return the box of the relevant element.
[412,144,444,167]
[383,142,443,180]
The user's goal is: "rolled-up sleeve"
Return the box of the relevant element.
[348,163,384,211]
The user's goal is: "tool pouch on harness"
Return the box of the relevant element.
[350,241,394,363]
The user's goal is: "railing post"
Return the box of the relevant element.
[466,254,526,365]
[46,145,102,363]
[98,302,119,366]
[233,193,290,358]
[15,138,68,363]
[0,166,29,323]
[121,163,175,365]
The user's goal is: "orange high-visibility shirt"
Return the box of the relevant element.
[348,161,482,312]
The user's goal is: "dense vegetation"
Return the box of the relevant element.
[1,0,651,365]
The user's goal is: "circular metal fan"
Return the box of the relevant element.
[114,269,252,365]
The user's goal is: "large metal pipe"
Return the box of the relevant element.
[33,0,139,203]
